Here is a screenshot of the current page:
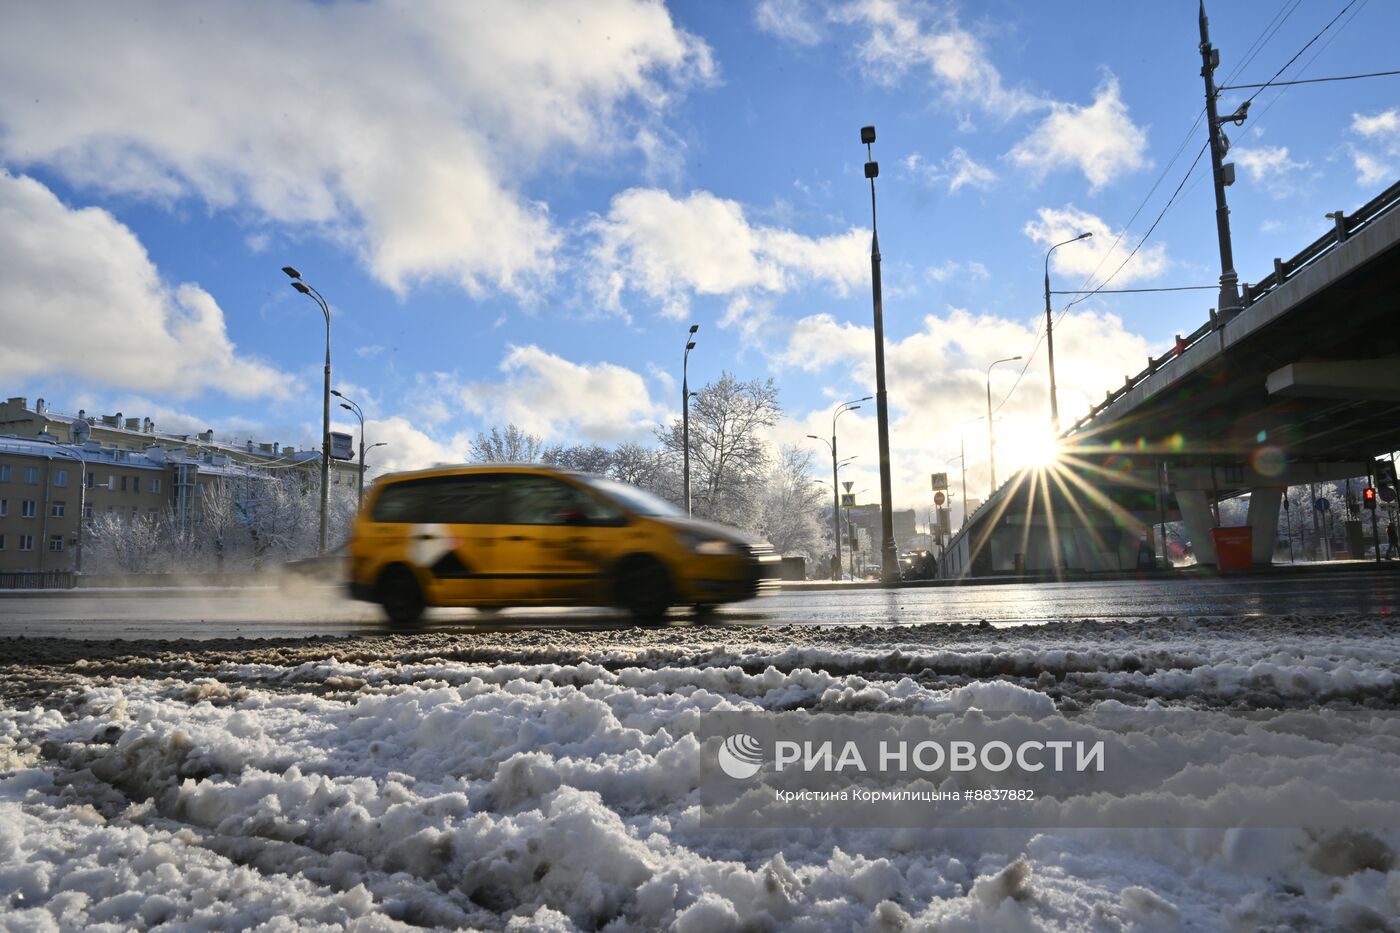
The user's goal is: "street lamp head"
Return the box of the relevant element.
[848,405,862,412]
[859,395,873,402]
[1075,232,1093,240]
[339,403,353,412]
[291,281,311,295]
[688,324,699,334]
[860,125,876,144]
[281,266,302,279]
[807,434,821,440]
[331,389,343,398]
[686,342,696,351]
[864,161,879,179]
[1010,355,1023,361]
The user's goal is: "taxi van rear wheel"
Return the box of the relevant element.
[613,555,672,625]
[378,565,426,627]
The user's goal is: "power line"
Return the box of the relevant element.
[1220,68,1400,89]
[1051,285,1217,294]
[1239,0,1360,107]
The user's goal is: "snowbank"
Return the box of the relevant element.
[3,614,1399,930]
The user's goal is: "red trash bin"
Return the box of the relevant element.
[1211,527,1253,571]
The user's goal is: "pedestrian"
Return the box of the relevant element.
[1387,521,1398,560]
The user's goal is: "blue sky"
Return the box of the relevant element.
[2,0,1397,513]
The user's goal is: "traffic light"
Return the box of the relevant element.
[1363,486,1377,510]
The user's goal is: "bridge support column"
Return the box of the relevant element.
[1177,490,1218,566]
[1247,487,1284,566]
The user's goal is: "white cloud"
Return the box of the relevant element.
[460,345,666,443]
[776,305,1154,509]
[833,0,1040,117]
[0,172,290,398]
[360,416,470,474]
[1007,75,1149,190]
[589,188,869,319]
[1234,146,1308,198]
[904,148,997,193]
[1023,205,1168,286]
[755,0,825,45]
[0,0,712,298]
[1349,108,1399,186]
[926,260,990,283]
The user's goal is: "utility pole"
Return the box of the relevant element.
[1199,1,1245,318]
[861,125,899,583]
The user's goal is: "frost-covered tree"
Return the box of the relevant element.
[658,373,781,524]
[750,444,826,558]
[470,424,545,463]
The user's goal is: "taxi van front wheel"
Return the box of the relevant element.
[378,565,426,627]
[613,555,672,624]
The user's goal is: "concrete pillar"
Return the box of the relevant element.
[1246,487,1283,566]
[1177,489,1218,566]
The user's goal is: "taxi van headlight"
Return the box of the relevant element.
[680,532,739,555]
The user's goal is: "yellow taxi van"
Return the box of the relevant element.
[347,464,778,624]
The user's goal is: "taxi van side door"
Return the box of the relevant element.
[493,474,629,604]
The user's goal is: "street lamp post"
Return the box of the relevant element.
[50,446,87,574]
[282,266,332,553]
[682,324,698,516]
[860,125,898,583]
[809,397,869,580]
[332,390,367,509]
[948,445,967,529]
[1043,233,1091,434]
[985,356,1022,496]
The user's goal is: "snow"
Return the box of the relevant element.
[3,614,1400,930]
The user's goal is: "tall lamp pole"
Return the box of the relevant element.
[682,324,698,516]
[985,356,1022,495]
[948,447,967,529]
[1199,1,1247,318]
[861,125,898,582]
[282,266,332,553]
[810,396,870,580]
[332,390,367,509]
[1043,233,1091,434]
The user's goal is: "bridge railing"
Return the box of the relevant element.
[1067,177,1400,436]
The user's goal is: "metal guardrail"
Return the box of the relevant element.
[0,571,75,590]
[1067,177,1400,435]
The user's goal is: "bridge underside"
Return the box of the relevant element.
[941,188,1400,577]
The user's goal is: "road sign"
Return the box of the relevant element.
[1314,497,1330,512]
[933,491,945,506]
[1377,460,1397,485]
[930,472,948,491]
[841,493,855,507]
[842,480,854,493]
[1381,485,1397,503]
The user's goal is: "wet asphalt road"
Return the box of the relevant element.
[1,566,1397,640]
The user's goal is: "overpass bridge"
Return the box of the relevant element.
[939,179,1400,576]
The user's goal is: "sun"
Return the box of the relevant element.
[1000,420,1062,470]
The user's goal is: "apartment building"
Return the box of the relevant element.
[0,396,359,484]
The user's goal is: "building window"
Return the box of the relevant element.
[133,476,142,493]
[0,534,5,550]
[21,500,36,519]
[19,535,34,551]
[149,508,159,519]
[51,501,65,518]
[120,476,128,492]
[53,468,68,487]
[130,506,139,520]
[0,464,10,481]
[49,535,64,552]
[108,475,116,490]
[23,466,39,485]
[0,499,6,517]
[151,478,162,494]
[84,504,93,519]
[87,471,95,488]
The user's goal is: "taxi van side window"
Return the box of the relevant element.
[371,474,509,523]
[506,476,625,526]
